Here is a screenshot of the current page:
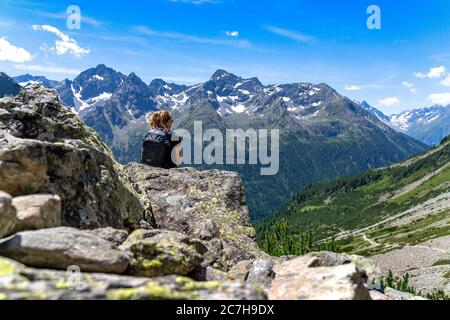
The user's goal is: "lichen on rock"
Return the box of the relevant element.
[120,229,207,277]
[124,163,268,269]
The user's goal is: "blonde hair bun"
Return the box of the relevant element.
[148,110,173,129]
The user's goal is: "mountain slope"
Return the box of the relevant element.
[361,101,450,147]
[256,135,450,257]
[171,71,429,219]
[0,72,21,98]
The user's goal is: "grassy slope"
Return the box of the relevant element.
[256,136,450,256]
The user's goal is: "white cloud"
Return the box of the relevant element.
[13,64,81,76]
[224,31,239,38]
[32,25,90,58]
[265,26,316,44]
[135,26,251,48]
[440,75,450,87]
[431,54,450,62]
[0,37,33,63]
[414,66,447,79]
[378,97,400,107]
[428,92,450,105]
[402,81,416,93]
[344,85,361,91]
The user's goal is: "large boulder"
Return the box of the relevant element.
[0,227,130,274]
[0,85,149,229]
[0,257,266,300]
[268,252,370,300]
[0,191,16,238]
[120,229,207,277]
[11,194,61,233]
[124,163,267,268]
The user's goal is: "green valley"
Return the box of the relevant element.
[256,135,450,257]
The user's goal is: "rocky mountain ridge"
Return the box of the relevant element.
[0,72,21,98]
[361,101,450,147]
[0,85,422,300]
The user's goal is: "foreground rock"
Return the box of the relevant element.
[125,163,267,268]
[0,227,129,273]
[0,191,16,238]
[268,252,370,300]
[0,85,149,229]
[11,194,61,233]
[0,257,266,300]
[120,229,207,277]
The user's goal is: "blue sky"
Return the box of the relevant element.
[1,0,450,114]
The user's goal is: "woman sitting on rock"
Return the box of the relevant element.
[141,110,182,169]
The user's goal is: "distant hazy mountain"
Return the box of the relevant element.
[14,74,60,88]
[360,101,450,146]
[0,72,21,98]
[12,66,428,219]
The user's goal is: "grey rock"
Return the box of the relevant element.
[201,238,227,271]
[120,229,207,277]
[86,227,129,247]
[307,251,352,267]
[0,85,150,229]
[227,260,254,282]
[0,257,266,300]
[0,191,16,238]
[11,194,61,233]
[124,163,267,268]
[246,259,275,292]
[0,227,129,274]
[269,253,370,300]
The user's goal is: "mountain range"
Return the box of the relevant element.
[0,73,21,98]
[4,66,429,220]
[361,101,450,147]
[14,74,60,89]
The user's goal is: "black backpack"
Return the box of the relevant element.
[141,128,177,169]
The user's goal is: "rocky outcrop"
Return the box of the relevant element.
[124,163,266,268]
[120,229,207,277]
[0,227,129,273]
[0,257,265,300]
[0,85,149,229]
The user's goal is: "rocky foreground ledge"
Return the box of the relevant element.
[0,85,425,300]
